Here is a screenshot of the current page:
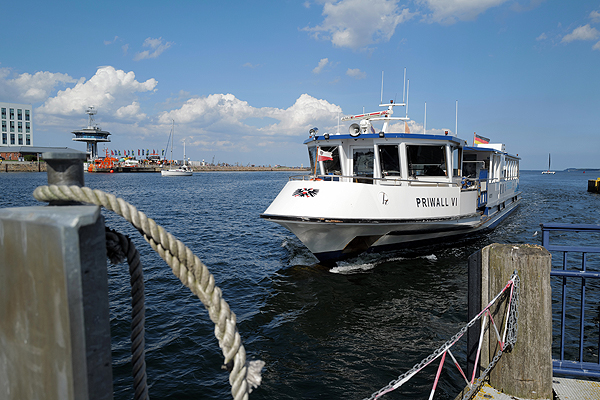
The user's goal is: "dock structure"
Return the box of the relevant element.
[465,243,600,400]
[588,178,600,193]
[0,151,112,399]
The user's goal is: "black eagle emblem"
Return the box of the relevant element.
[292,188,319,198]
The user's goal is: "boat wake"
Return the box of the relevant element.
[330,253,438,275]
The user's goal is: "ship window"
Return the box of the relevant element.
[407,145,447,177]
[319,146,341,175]
[353,148,374,177]
[379,145,400,177]
[452,147,461,177]
[308,146,317,174]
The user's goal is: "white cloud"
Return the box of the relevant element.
[561,24,600,43]
[36,66,157,122]
[418,0,509,24]
[594,41,600,51]
[242,62,261,68]
[134,37,173,61]
[104,36,119,45]
[0,68,77,104]
[313,58,330,74]
[536,32,547,41]
[158,93,342,139]
[304,0,414,49]
[346,68,366,79]
[590,10,600,23]
[115,102,146,120]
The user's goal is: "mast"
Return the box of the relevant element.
[170,120,174,167]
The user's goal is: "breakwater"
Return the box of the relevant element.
[0,161,47,172]
[0,161,306,173]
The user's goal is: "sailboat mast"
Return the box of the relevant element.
[171,120,174,166]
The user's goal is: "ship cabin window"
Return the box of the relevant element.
[308,146,341,175]
[463,153,478,178]
[320,146,341,175]
[353,148,374,183]
[452,147,462,177]
[407,145,447,177]
[379,145,401,177]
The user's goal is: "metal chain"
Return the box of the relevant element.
[365,271,520,400]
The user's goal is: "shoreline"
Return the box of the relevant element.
[0,161,307,173]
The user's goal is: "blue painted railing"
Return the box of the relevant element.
[540,223,600,378]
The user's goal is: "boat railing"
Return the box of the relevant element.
[289,174,481,189]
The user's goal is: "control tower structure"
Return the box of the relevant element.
[72,106,111,160]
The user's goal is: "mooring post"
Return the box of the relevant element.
[468,243,553,399]
[0,150,113,400]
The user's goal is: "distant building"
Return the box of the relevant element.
[0,102,33,148]
[71,106,111,161]
[0,146,81,161]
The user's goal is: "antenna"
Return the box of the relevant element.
[455,100,458,137]
[380,71,384,104]
[406,79,410,118]
[424,102,427,135]
[402,67,406,103]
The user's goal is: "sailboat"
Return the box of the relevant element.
[161,121,193,176]
[541,153,555,174]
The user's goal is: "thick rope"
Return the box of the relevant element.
[34,185,263,400]
[106,228,149,400]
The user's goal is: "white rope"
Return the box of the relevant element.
[33,184,264,400]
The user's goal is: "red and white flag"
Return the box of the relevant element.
[317,149,333,161]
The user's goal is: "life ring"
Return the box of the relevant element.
[309,178,322,181]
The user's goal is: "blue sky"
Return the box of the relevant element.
[1,0,598,169]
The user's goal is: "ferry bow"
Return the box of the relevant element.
[261,94,521,262]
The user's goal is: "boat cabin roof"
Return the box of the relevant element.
[304,132,466,146]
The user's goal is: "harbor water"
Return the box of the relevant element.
[1,170,599,399]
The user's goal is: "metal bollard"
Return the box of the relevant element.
[42,151,86,205]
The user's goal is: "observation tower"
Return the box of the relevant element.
[72,106,111,160]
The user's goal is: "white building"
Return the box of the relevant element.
[1,102,33,147]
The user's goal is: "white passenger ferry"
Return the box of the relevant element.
[261,95,521,263]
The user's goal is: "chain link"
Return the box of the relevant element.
[365,271,520,400]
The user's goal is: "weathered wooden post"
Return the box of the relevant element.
[0,151,113,400]
[468,243,552,399]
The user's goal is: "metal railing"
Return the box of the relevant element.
[288,173,479,189]
[540,223,600,378]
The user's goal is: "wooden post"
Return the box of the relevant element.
[471,243,553,399]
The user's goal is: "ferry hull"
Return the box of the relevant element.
[264,196,520,262]
[261,179,521,262]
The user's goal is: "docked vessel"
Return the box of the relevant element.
[261,89,521,262]
[161,122,192,177]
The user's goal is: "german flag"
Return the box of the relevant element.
[474,133,490,145]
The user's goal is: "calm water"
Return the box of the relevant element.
[1,169,599,399]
